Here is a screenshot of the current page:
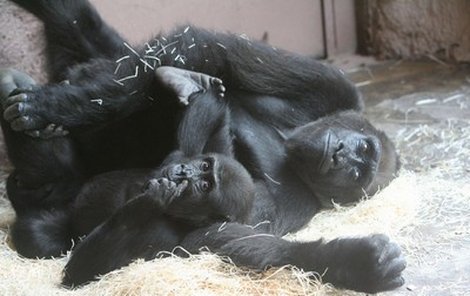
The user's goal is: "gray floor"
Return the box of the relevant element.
[347,60,470,295]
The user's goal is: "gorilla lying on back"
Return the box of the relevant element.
[2,0,404,293]
[2,66,404,292]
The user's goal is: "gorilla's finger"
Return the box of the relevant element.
[378,242,401,264]
[175,180,189,196]
[2,93,27,110]
[3,102,28,121]
[11,116,38,131]
[212,78,223,85]
[384,257,407,278]
[25,130,41,138]
[381,276,405,291]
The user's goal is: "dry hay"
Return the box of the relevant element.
[0,112,469,295]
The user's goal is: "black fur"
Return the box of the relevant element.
[1,0,405,293]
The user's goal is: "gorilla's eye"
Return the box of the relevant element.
[201,180,212,191]
[201,160,211,171]
[359,140,369,153]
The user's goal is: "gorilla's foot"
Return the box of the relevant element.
[155,66,225,105]
[0,68,36,103]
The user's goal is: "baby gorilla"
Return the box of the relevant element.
[148,154,254,225]
[62,69,255,286]
[72,153,254,238]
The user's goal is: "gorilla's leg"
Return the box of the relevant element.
[155,66,229,156]
[11,0,127,81]
[0,69,82,207]
[5,1,154,133]
[181,223,406,293]
[0,69,83,257]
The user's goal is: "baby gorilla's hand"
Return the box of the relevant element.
[25,123,69,139]
[142,178,188,209]
[155,66,225,105]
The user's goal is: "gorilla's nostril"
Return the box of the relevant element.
[331,142,344,167]
[336,141,344,152]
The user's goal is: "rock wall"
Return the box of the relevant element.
[357,0,470,62]
[0,0,47,82]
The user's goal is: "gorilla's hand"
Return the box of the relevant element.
[0,69,50,132]
[0,69,69,137]
[322,234,406,293]
[155,66,225,105]
[142,178,188,209]
[2,88,48,132]
[25,123,69,139]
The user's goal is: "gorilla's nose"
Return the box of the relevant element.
[173,164,194,179]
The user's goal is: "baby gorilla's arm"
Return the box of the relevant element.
[63,178,188,287]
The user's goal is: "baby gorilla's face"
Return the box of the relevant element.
[149,153,255,226]
[286,111,400,208]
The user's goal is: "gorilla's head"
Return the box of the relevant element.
[285,111,400,208]
[153,153,255,226]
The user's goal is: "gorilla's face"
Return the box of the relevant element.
[286,111,400,208]
[152,153,255,226]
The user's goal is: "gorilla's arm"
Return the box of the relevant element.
[63,178,190,287]
[2,59,156,132]
[180,222,406,294]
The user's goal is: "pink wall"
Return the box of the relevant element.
[90,0,325,56]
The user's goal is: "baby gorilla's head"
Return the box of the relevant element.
[154,153,255,226]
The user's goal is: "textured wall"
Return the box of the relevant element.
[357,0,470,62]
[0,0,47,82]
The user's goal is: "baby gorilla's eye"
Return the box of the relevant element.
[358,139,369,153]
[201,160,211,171]
[201,180,212,191]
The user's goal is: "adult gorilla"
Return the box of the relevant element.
[1,0,404,293]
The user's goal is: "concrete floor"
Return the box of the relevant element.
[348,60,470,176]
[342,59,470,295]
